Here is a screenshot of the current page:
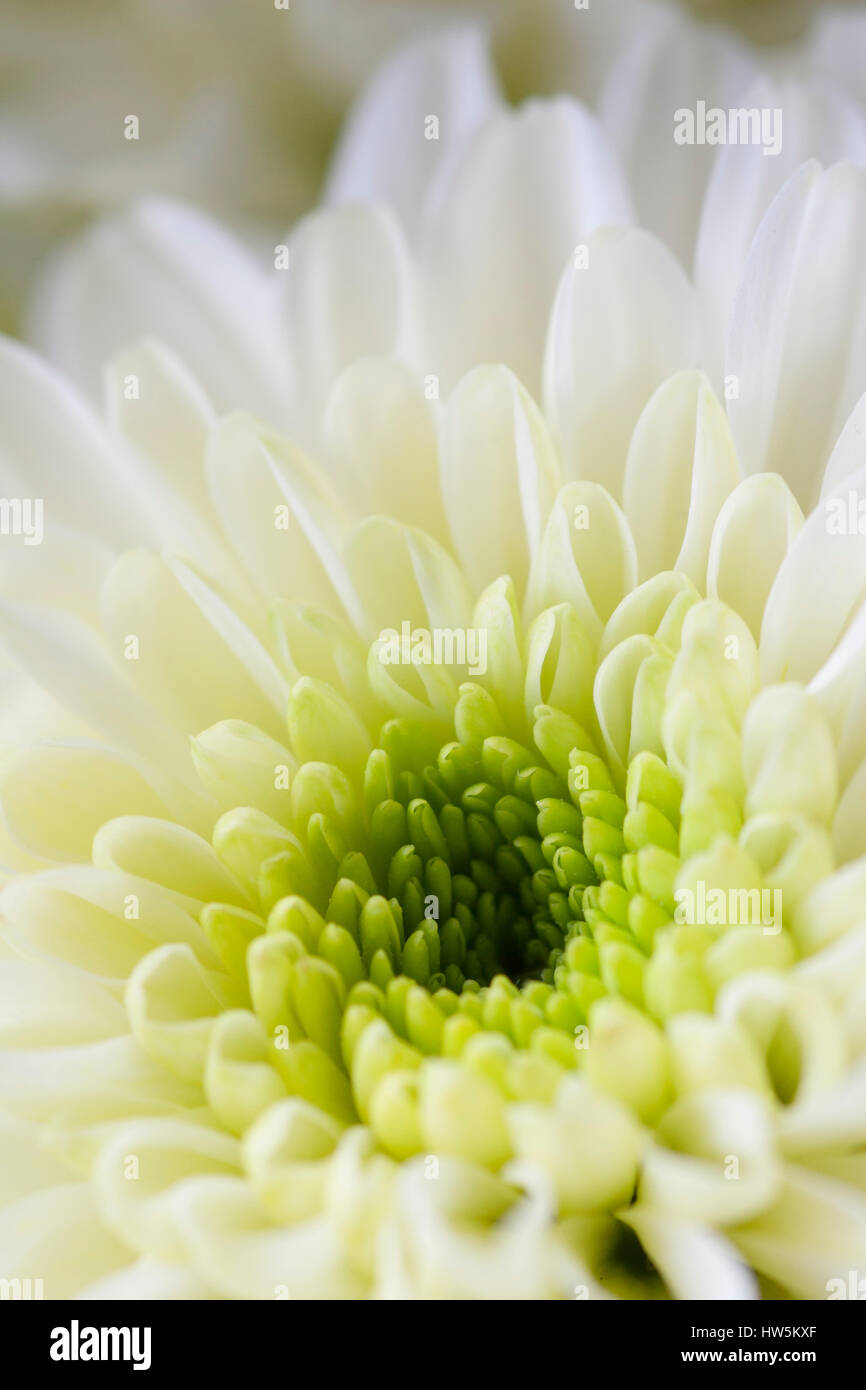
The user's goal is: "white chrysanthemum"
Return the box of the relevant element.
[3,30,866,1302]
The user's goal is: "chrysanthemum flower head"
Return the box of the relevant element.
[4,29,866,1300]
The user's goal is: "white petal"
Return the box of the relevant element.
[820,386,866,498]
[0,520,114,625]
[105,338,250,597]
[599,10,755,266]
[346,517,472,639]
[761,463,866,684]
[420,97,632,396]
[732,1168,866,1300]
[624,1208,759,1300]
[0,1183,130,1298]
[833,759,866,864]
[280,202,416,449]
[0,866,216,979]
[696,77,866,385]
[99,550,288,740]
[168,1176,364,1298]
[0,1111,72,1205]
[207,414,360,625]
[544,226,697,498]
[0,598,198,787]
[79,1257,214,1300]
[0,959,128,1046]
[0,335,152,547]
[707,474,803,643]
[727,161,866,512]
[323,356,448,543]
[0,1035,199,1123]
[439,365,559,598]
[525,482,638,642]
[0,740,172,862]
[27,198,287,421]
[326,26,500,235]
[623,370,739,587]
[93,1117,240,1262]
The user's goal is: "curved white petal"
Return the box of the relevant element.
[420,97,632,396]
[99,551,288,741]
[696,77,866,385]
[728,161,866,512]
[326,26,501,235]
[323,356,448,543]
[280,202,416,449]
[104,338,250,598]
[27,198,287,422]
[708,474,803,643]
[623,370,739,587]
[439,364,559,597]
[207,414,360,627]
[0,741,173,863]
[525,482,638,642]
[599,9,755,266]
[346,517,472,639]
[0,335,153,548]
[761,463,866,685]
[623,1207,759,1300]
[544,226,697,499]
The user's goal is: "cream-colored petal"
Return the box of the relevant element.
[623,370,739,587]
[0,741,174,862]
[0,866,216,979]
[599,8,755,266]
[93,818,247,908]
[79,1257,214,1300]
[280,202,416,449]
[696,76,866,386]
[0,1035,200,1123]
[326,26,500,236]
[732,1168,866,1300]
[421,98,632,396]
[623,1208,759,1301]
[324,356,448,543]
[168,1176,365,1299]
[0,599,201,794]
[525,482,638,642]
[99,550,288,741]
[0,335,152,547]
[27,198,287,422]
[0,959,128,1047]
[760,463,866,685]
[0,1182,131,1298]
[820,386,866,499]
[105,337,251,597]
[707,474,803,643]
[93,1117,240,1262]
[206,413,362,627]
[439,365,559,598]
[346,516,472,640]
[727,161,866,513]
[544,226,697,498]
